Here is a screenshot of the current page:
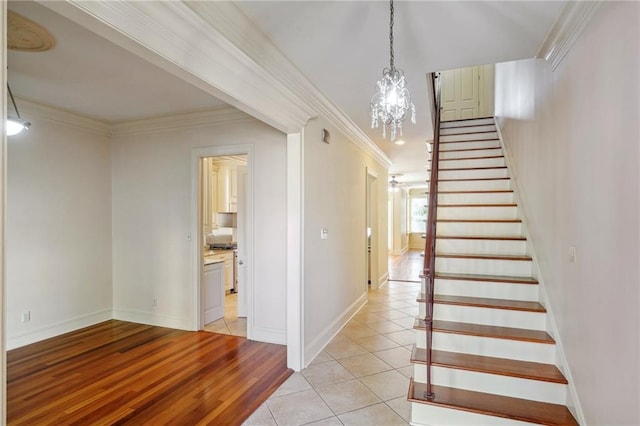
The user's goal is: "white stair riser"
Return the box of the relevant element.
[436,238,527,255]
[411,402,536,426]
[440,140,500,151]
[438,179,511,192]
[437,157,505,169]
[439,168,508,180]
[416,332,556,364]
[440,132,498,143]
[437,205,518,220]
[432,304,545,331]
[413,365,567,404]
[441,118,495,128]
[436,221,522,237]
[440,125,496,135]
[434,278,539,301]
[440,147,503,160]
[438,192,514,205]
[435,257,533,277]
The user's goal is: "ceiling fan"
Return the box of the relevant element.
[389,174,404,188]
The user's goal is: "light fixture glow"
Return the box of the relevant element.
[370,0,415,142]
[6,83,30,136]
[394,139,406,146]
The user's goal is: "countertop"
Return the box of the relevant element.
[203,248,235,266]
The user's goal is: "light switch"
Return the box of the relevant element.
[568,246,577,264]
[320,229,328,240]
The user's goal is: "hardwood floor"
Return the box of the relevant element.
[7,320,292,425]
[388,249,424,282]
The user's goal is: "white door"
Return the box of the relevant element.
[440,66,480,121]
[203,262,225,324]
[236,165,248,318]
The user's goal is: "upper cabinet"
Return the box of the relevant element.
[216,165,237,213]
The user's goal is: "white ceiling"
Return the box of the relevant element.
[7,0,563,187]
[7,1,227,123]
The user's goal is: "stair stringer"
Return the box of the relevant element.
[494,118,586,425]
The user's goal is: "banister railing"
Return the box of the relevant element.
[421,72,441,399]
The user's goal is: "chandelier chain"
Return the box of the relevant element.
[389,0,394,70]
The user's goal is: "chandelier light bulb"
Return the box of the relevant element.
[369,0,415,142]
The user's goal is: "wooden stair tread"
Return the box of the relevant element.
[439,147,502,153]
[441,129,497,136]
[441,116,494,123]
[438,190,513,194]
[410,347,566,383]
[438,203,516,207]
[437,235,525,241]
[440,123,496,130]
[437,218,521,223]
[436,253,532,261]
[440,138,500,144]
[414,318,555,344]
[408,380,578,425]
[439,155,504,161]
[438,177,510,182]
[439,166,507,171]
[433,295,545,312]
[435,272,538,284]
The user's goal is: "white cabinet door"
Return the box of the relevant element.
[203,262,225,324]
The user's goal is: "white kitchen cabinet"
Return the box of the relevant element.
[203,261,224,324]
[205,251,234,293]
[202,159,218,234]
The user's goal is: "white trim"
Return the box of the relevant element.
[111,107,252,137]
[378,271,389,288]
[494,119,586,425]
[113,309,191,331]
[1,3,7,420]
[190,144,255,339]
[537,1,602,71]
[7,309,112,350]
[185,2,392,169]
[252,327,286,346]
[304,292,368,368]
[286,132,304,371]
[40,0,313,133]
[18,98,111,137]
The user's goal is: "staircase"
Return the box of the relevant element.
[409,117,579,425]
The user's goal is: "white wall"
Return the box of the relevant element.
[303,117,388,363]
[6,101,113,349]
[494,3,639,424]
[110,109,288,343]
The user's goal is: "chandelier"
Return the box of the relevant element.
[370,0,415,142]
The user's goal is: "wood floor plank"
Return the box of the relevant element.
[7,320,292,425]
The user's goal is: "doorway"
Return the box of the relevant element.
[366,169,379,290]
[191,146,253,339]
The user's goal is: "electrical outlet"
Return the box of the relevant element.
[21,311,30,322]
[152,297,158,307]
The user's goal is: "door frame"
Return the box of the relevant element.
[366,168,379,290]
[191,145,254,336]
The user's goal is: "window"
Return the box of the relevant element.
[410,196,427,233]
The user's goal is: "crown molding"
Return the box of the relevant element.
[39,1,391,169]
[39,0,314,134]
[537,1,602,71]
[18,98,111,137]
[110,107,253,138]
[186,2,392,168]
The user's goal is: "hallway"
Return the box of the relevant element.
[244,251,423,425]
[388,249,423,282]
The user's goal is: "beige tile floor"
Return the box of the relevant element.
[243,279,421,426]
[204,292,247,337]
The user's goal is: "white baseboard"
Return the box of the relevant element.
[303,291,368,367]
[495,118,586,425]
[113,309,192,331]
[378,271,389,289]
[252,326,286,345]
[7,309,112,350]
